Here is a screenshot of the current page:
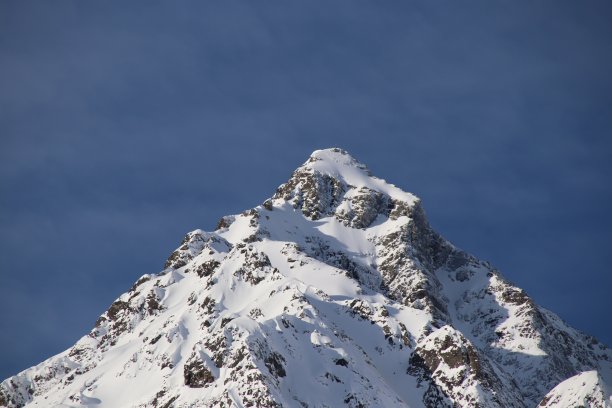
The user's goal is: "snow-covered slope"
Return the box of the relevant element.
[538,371,611,408]
[2,148,611,408]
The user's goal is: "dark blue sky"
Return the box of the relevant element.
[1,1,611,380]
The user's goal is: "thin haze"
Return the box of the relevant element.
[1,1,611,380]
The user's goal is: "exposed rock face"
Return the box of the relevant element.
[274,163,347,221]
[164,230,231,270]
[374,205,450,322]
[409,326,525,407]
[1,148,610,408]
[183,353,214,388]
[335,186,389,229]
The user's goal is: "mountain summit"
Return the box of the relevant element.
[2,148,611,407]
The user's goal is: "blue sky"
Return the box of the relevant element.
[1,1,611,379]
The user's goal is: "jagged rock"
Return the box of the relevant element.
[195,260,220,278]
[264,352,286,378]
[335,186,389,228]
[274,168,346,220]
[164,230,231,270]
[184,353,214,388]
[409,326,525,407]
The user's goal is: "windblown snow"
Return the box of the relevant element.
[1,148,611,408]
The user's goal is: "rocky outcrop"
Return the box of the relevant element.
[409,326,525,407]
[183,353,214,388]
[274,167,347,221]
[164,230,231,270]
[375,206,451,322]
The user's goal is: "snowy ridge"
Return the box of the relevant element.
[538,371,611,407]
[1,148,611,408]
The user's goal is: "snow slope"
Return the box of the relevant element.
[538,371,611,407]
[1,148,611,408]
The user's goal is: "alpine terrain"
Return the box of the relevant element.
[1,148,610,408]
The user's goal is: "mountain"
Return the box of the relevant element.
[1,148,610,408]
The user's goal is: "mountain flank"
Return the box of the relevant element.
[2,148,610,407]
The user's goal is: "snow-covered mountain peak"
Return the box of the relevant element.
[271,148,419,227]
[1,148,611,408]
[303,148,370,175]
[307,147,361,162]
[302,148,417,204]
